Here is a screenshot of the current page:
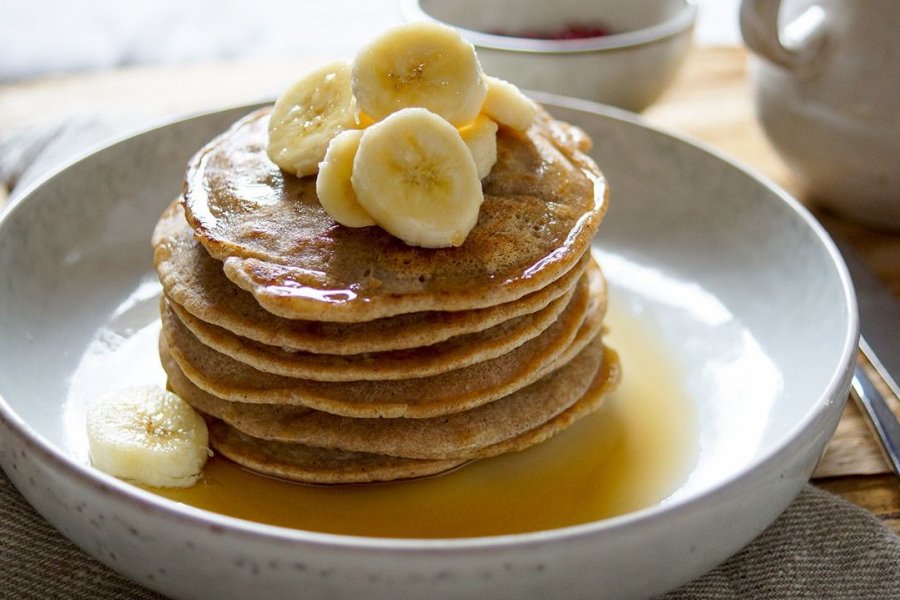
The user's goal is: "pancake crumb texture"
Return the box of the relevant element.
[148,22,619,485]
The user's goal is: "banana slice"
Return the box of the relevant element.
[316,129,376,227]
[86,385,210,488]
[352,107,483,248]
[351,21,488,126]
[267,60,361,178]
[482,76,537,132]
[458,115,499,179]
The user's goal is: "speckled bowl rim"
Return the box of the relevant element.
[0,94,858,556]
[402,0,698,54]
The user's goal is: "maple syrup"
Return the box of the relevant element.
[148,299,697,538]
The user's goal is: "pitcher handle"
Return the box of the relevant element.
[740,0,828,70]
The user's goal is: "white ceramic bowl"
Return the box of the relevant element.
[0,96,857,599]
[403,0,697,111]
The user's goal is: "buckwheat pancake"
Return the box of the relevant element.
[181,106,607,322]
[163,265,585,381]
[201,344,619,484]
[153,201,590,355]
[205,418,467,484]
[469,345,620,459]
[160,265,607,418]
[162,335,617,460]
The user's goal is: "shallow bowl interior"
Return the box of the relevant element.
[0,96,856,600]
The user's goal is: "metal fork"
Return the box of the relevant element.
[851,339,900,479]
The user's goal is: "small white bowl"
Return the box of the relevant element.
[404,0,697,112]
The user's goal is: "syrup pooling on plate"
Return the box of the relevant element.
[149,298,696,538]
[63,277,695,536]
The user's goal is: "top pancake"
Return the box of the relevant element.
[152,200,590,355]
[181,106,608,322]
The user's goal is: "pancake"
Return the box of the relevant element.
[470,346,620,459]
[159,264,607,418]
[163,334,614,459]
[163,265,585,381]
[153,200,591,355]
[205,418,467,485]
[181,106,608,321]
[201,345,620,484]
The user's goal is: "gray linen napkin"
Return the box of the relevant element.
[3,118,900,599]
[3,466,899,599]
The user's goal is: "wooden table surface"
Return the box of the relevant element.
[2,44,899,531]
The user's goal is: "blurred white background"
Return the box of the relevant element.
[0,0,741,82]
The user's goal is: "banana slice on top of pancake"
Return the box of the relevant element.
[351,107,483,248]
[315,128,375,228]
[458,114,499,179]
[267,60,363,178]
[482,76,538,132]
[351,21,488,126]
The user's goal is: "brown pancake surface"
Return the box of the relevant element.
[152,201,590,354]
[200,345,620,484]
[181,106,608,321]
[163,334,612,459]
[159,263,607,418]
[205,418,466,485]
[163,265,588,381]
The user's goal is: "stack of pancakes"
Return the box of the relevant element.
[152,106,620,484]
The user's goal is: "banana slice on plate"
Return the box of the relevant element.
[352,107,483,248]
[267,60,362,178]
[482,76,537,132]
[458,115,499,179]
[317,129,376,227]
[351,21,488,126]
[86,385,210,488]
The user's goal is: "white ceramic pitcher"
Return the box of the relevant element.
[740,0,900,229]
